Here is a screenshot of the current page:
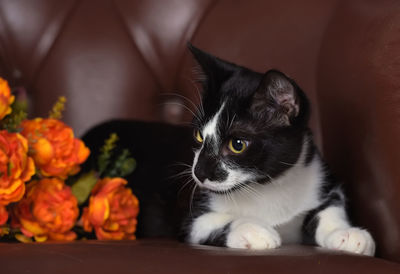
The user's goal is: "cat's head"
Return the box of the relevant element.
[189,44,311,193]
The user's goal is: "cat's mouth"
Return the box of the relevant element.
[202,179,237,193]
[192,176,251,194]
[192,161,258,193]
[192,173,233,192]
[202,182,248,194]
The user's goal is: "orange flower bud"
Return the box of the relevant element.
[0,130,35,205]
[0,78,15,120]
[21,118,90,179]
[12,178,79,242]
[82,177,139,240]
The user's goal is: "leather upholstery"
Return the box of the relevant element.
[1,239,400,274]
[1,0,400,271]
[318,0,400,262]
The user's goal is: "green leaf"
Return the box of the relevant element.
[98,133,119,176]
[1,108,27,133]
[48,96,66,120]
[119,158,136,177]
[104,149,136,178]
[71,171,99,205]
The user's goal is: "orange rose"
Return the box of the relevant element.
[12,178,79,241]
[82,177,139,240]
[0,205,8,226]
[0,78,14,120]
[21,118,90,179]
[0,130,35,205]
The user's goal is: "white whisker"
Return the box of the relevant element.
[159,102,202,122]
[162,92,202,117]
[279,161,296,167]
[178,177,195,197]
[228,189,239,211]
[241,183,264,200]
[168,169,193,180]
[189,184,198,217]
[170,162,192,168]
[184,76,205,117]
[228,114,236,130]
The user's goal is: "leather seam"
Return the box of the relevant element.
[0,5,19,83]
[173,0,219,94]
[30,0,82,89]
[111,0,163,92]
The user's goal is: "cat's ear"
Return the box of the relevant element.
[187,43,235,90]
[251,70,301,126]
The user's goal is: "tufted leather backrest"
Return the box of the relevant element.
[2,0,400,262]
[0,0,338,139]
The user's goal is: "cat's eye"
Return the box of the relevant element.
[194,130,204,143]
[228,138,248,154]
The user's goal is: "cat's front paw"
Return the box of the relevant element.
[323,227,375,256]
[226,222,281,250]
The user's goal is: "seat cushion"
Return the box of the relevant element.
[1,239,400,274]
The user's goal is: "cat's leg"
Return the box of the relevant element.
[305,205,375,256]
[189,213,281,249]
[226,218,281,250]
[189,212,234,246]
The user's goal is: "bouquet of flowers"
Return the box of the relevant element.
[0,77,139,242]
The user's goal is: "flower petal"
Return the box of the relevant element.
[0,205,8,225]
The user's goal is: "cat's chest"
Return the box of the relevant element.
[208,159,322,226]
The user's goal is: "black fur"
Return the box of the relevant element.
[302,186,345,245]
[194,141,228,182]
[201,223,231,247]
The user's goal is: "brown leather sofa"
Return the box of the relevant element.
[1,0,400,273]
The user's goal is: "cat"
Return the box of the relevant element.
[182,44,375,256]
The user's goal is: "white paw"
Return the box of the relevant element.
[323,227,375,256]
[226,222,281,250]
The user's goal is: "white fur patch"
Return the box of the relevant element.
[275,213,306,244]
[323,227,375,256]
[227,218,281,249]
[202,102,225,141]
[192,102,226,185]
[315,206,350,245]
[189,212,233,244]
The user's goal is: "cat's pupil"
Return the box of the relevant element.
[232,139,243,151]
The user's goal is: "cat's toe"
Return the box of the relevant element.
[226,222,281,250]
[324,227,375,256]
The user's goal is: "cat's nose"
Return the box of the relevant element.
[194,165,208,183]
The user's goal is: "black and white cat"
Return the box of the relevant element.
[183,44,375,256]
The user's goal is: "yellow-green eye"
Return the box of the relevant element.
[228,138,247,154]
[195,130,204,143]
